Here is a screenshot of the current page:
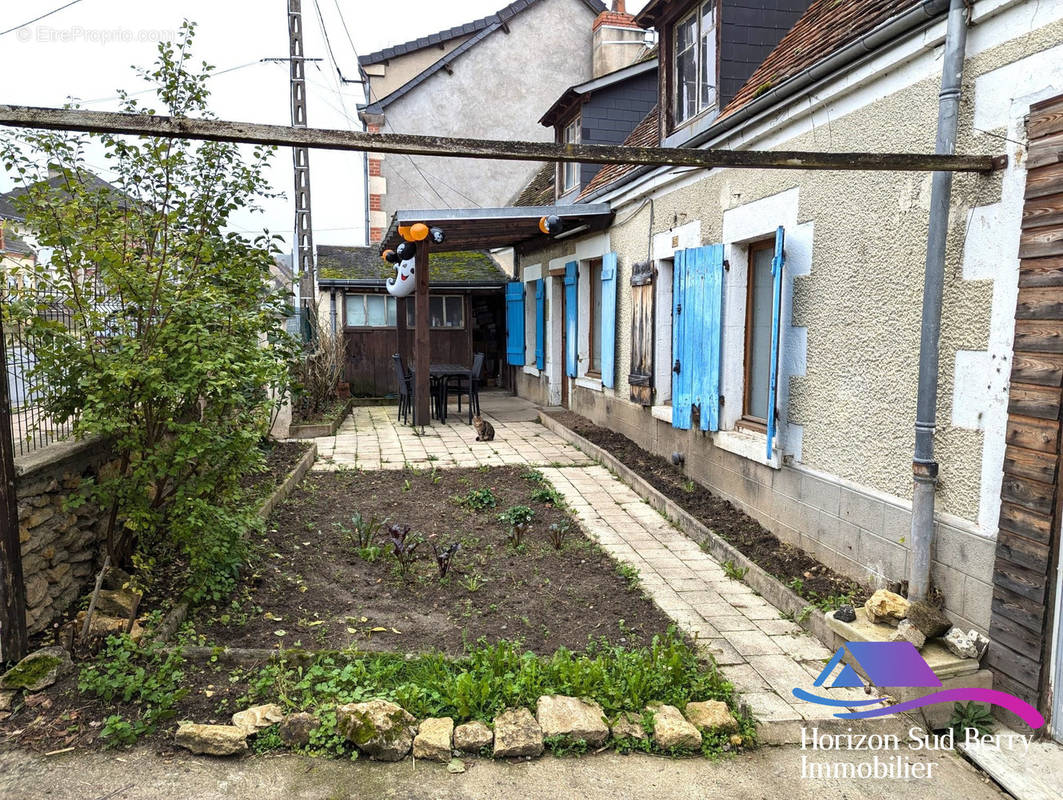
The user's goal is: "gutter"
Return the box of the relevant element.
[578,0,950,205]
[909,0,971,602]
[318,279,507,290]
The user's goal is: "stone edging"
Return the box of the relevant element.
[153,441,318,643]
[537,413,843,652]
[289,399,355,439]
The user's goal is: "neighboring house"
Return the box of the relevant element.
[0,224,36,290]
[489,0,1063,734]
[317,245,508,395]
[359,0,641,243]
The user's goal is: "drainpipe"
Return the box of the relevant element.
[909,0,970,603]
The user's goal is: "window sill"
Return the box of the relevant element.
[574,376,603,393]
[711,428,780,470]
[522,365,541,377]
[651,405,673,424]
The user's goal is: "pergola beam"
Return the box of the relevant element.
[0,105,1004,173]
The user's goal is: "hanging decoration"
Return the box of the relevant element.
[409,223,429,241]
[539,214,563,236]
[395,241,417,260]
[382,249,400,264]
[429,226,446,245]
[386,256,417,297]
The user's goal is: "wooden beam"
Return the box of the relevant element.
[0,105,1003,173]
[413,244,430,427]
[0,312,28,662]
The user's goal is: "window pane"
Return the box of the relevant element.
[444,297,463,328]
[429,296,444,328]
[747,246,775,420]
[563,119,580,190]
[590,263,602,373]
[700,2,717,110]
[345,294,366,327]
[674,14,698,122]
[386,296,397,327]
[366,294,387,327]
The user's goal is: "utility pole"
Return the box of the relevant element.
[288,0,316,328]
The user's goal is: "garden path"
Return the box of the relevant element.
[310,395,900,742]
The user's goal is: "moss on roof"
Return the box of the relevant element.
[317,245,506,283]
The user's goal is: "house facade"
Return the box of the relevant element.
[359,0,653,243]
[504,0,1063,732]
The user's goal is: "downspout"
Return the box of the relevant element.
[909,0,970,602]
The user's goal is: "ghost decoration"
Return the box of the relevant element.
[386,256,417,297]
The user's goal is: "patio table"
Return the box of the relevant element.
[410,364,472,424]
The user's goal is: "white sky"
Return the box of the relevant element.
[0,0,649,254]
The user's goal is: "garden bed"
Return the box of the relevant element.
[193,465,676,656]
[541,410,868,611]
[240,440,314,502]
[289,398,353,439]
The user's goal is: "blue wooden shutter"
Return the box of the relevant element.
[564,261,578,378]
[505,281,525,365]
[672,249,691,429]
[535,278,545,370]
[600,253,618,388]
[672,246,724,431]
[766,226,786,458]
[699,245,725,431]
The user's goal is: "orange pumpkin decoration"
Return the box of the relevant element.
[409,223,429,241]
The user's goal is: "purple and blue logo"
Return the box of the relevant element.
[792,641,1046,729]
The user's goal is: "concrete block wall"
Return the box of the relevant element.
[567,386,994,634]
[16,438,113,634]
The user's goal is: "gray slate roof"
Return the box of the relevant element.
[0,170,132,222]
[360,0,606,112]
[318,245,507,285]
[1,231,33,256]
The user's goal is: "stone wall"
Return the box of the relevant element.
[16,438,113,635]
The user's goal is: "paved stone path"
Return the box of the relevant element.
[309,397,885,740]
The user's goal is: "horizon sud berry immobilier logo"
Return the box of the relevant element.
[790,641,1046,781]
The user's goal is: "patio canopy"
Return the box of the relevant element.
[379,204,614,253]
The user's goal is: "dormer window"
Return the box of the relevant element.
[562,115,581,192]
[673,1,717,124]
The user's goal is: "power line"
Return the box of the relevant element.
[78,60,274,106]
[0,0,88,38]
[310,0,362,85]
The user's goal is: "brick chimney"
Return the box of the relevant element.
[592,1,645,78]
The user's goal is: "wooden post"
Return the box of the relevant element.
[0,311,28,662]
[413,243,430,427]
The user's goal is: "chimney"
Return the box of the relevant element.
[592,1,645,78]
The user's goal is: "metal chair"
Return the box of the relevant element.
[392,354,412,424]
[448,352,484,425]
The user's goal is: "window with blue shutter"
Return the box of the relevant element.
[535,279,545,370]
[766,226,785,458]
[564,261,578,378]
[505,281,525,366]
[600,253,618,388]
[671,245,724,431]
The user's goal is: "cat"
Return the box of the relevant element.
[473,415,495,442]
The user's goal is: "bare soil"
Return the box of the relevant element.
[195,465,676,656]
[543,410,868,607]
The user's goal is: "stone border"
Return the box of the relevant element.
[537,413,843,653]
[289,399,355,439]
[153,441,318,642]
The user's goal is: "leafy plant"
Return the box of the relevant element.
[498,505,534,547]
[547,520,573,550]
[948,702,994,739]
[357,545,382,563]
[430,540,461,579]
[460,574,485,593]
[544,734,588,757]
[682,480,696,493]
[787,577,804,594]
[520,468,548,485]
[0,24,296,600]
[345,511,383,550]
[531,486,564,506]
[454,487,497,511]
[385,523,421,579]
[722,561,749,581]
[78,635,189,747]
[616,563,642,592]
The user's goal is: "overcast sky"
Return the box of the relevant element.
[0,0,648,254]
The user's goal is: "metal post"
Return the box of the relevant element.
[289,0,316,313]
[413,244,430,427]
[0,310,28,662]
[909,0,970,602]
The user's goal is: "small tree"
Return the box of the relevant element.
[0,23,297,599]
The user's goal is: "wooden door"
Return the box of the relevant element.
[560,281,569,408]
[629,260,655,405]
